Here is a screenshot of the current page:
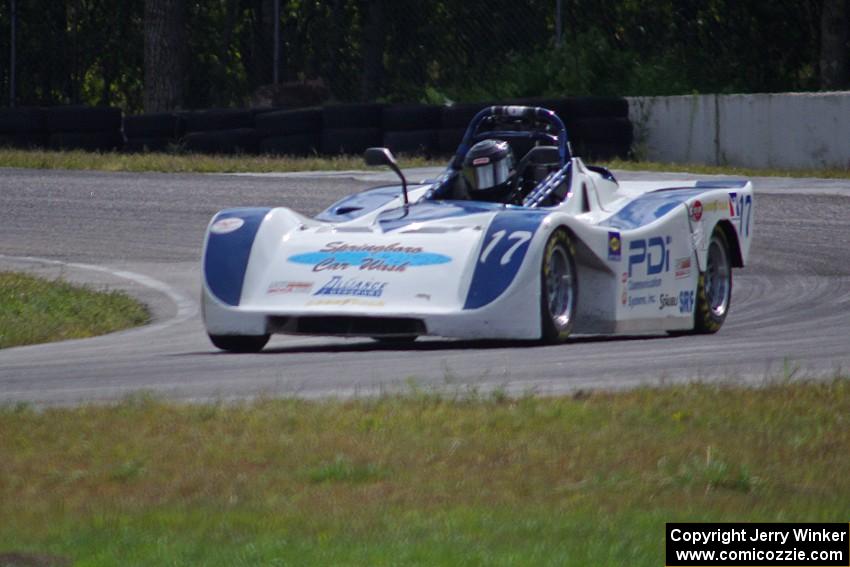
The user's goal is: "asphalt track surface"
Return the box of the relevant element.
[1,166,849,406]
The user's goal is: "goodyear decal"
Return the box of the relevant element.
[463,211,547,310]
[204,208,271,306]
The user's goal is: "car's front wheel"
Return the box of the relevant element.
[693,230,732,333]
[209,333,270,353]
[540,229,578,343]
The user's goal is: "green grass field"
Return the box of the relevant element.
[0,272,149,349]
[2,148,850,179]
[1,379,847,566]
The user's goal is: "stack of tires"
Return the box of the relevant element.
[321,103,384,156]
[256,107,322,156]
[522,97,632,160]
[435,97,632,161]
[0,108,47,149]
[438,102,492,157]
[382,104,442,157]
[123,113,184,153]
[181,109,260,155]
[46,106,123,152]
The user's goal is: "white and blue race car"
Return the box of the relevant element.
[202,106,753,352]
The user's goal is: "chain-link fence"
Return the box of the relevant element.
[0,0,827,112]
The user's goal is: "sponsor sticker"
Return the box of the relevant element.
[307,298,385,307]
[210,217,245,234]
[608,231,622,261]
[674,257,692,279]
[288,241,451,273]
[472,157,491,166]
[659,293,678,310]
[690,200,703,222]
[313,276,387,298]
[628,294,657,309]
[628,278,662,291]
[267,281,313,295]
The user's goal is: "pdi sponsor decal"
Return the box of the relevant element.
[659,293,678,310]
[210,217,245,234]
[313,276,387,298]
[267,281,313,295]
[608,231,622,261]
[288,241,452,273]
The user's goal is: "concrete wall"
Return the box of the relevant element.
[629,92,850,169]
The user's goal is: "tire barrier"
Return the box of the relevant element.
[45,106,123,151]
[124,113,184,139]
[255,107,323,137]
[181,109,255,133]
[382,104,442,131]
[322,103,385,129]
[259,132,321,156]
[182,128,259,155]
[383,129,438,157]
[321,127,382,156]
[0,107,47,148]
[2,96,632,159]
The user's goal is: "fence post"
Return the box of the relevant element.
[273,0,280,84]
[555,0,562,47]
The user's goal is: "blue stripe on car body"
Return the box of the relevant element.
[463,210,548,310]
[314,185,404,222]
[204,208,270,306]
[377,200,507,232]
[600,187,705,230]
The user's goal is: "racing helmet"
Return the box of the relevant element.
[461,139,515,202]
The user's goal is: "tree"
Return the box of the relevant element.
[820,0,848,89]
[144,0,186,112]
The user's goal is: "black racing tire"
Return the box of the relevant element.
[382,129,438,156]
[562,97,629,118]
[693,230,733,334]
[259,132,320,156]
[48,131,124,151]
[0,107,46,134]
[181,109,255,133]
[382,104,442,131]
[440,102,493,129]
[46,106,122,133]
[571,117,633,145]
[182,128,259,155]
[123,137,175,153]
[321,127,383,156]
[123,113,184,138]
[437,128,466,155]
[322,103,385,129]
[209,334,270,353]
[255,107,323,136]
[540,230,578,343]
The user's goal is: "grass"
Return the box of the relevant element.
[0,148,439,174]
[0,379,847,565]
[0,271,149,349]
[2,148,850,178]
[605,158,850,180]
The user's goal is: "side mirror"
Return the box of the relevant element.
[364,147,396,168]
[364,147,409,205]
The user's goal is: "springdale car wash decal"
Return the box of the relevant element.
[288,242,452,273]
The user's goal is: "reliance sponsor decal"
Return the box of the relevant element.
[288,241,452,273]
[313,276,388,297]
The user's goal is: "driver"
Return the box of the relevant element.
[458,139,517,203]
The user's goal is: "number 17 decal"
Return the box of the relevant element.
[480,230,533,265]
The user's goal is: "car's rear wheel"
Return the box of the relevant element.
[209,333,270,353]
[540,229,578,343]
[693,230,732,333]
